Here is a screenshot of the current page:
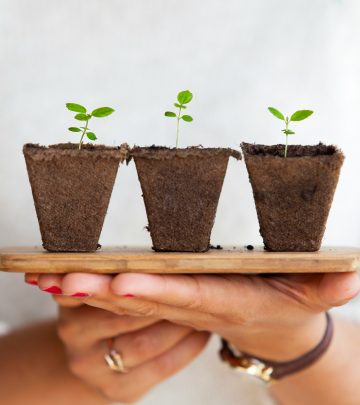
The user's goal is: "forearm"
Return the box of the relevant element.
[0,321,107,405]
[270,317,360,405]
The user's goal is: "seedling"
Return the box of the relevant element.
[66,103,115,150]
[164,90,193,148]
[268,107,314,158]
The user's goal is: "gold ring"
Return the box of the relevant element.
[104,338,128,373]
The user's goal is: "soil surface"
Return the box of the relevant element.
[132,147,241,252]
[24,143,128,252]
[241,143,344,252]
[241,143,338,157]
[130,146,241,160]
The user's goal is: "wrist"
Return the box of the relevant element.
[220,313,334,382]
[229,313,327,362]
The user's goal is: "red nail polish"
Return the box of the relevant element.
[122,294,136,298]
[43,286,62,295]
[71,293,90,298]
[26,280,38,286]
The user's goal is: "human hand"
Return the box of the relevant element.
[29,271,360,362]
[25,274,210,404]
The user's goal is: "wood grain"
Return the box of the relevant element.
[0,246,359,274]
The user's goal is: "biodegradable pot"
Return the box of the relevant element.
[241,142,344,252]
[131,147,241,252]
[23,143,128,252]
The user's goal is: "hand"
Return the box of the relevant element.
[25,274,209,404]
[28,271,360,362]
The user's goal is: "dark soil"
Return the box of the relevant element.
[241,143,344,252]
[24,143,128,252]
[210,244,223,250]
[131,147,241,252]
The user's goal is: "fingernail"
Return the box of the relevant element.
[122,294,136,298]
[26,280,38,286]
[43,286,62,295]
[71,293,90,298]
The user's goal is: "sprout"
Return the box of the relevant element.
[66,103,115,150]
[164,90,193,148]
[268,107,314,158]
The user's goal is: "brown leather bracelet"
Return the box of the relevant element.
[220,312,333,382]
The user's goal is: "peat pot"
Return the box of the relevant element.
[241,142,344,252]
[24,143,128,252]
[131,147,241,252]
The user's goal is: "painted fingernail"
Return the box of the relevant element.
[43,286,62,295]
[71,293,90,298]
[122,294,136,298]
[26,280,38,286]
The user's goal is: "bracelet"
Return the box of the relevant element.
[219,312,333,383]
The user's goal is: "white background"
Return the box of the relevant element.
[0,1,359,404]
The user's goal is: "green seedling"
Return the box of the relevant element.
[268,107,314,158]
[164,90,193,148]
[66,103,115,150]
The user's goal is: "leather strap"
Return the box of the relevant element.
[220,312,333,381]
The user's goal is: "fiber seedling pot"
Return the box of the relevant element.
[131,147,241,252]
[23,143,128,252]
[241,142,344,252]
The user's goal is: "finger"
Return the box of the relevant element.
[109,272,360,324]
[112,321,193,369]
[53,295,84,308]
[61,273,113,299]
[69,331,209,403]
[38,274,64,295]
[263,273,360,312]
[25,273,39,286]
[59,273,129,313]
[98,331,210,404]
[58,306,158,352]
[68,321,195,383]
[318,272,360,307]
[110,273,264,317]
[58,272,169,316]
[58,272,222,330]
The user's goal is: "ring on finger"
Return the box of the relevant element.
[104,338,129,374]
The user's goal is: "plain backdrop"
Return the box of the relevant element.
[0,1,359,404]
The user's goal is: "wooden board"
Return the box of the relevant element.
[0,246,359,274]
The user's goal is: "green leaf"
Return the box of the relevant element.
[68,127,81,132]
[91,107,115,117]
[165,111,176,117]
[74,113,88,121]
[182,115,193,122]
[174,103,186,109]
[86,132,97,141]
[282,129,296,135]
[66,103,87,113]
[290,110,314,121]
[268,107,285,120]
[80,126,91,130]
[177,90,193,105]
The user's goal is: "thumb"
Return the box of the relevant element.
[318,272,360,307]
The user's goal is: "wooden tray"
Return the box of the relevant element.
[0,247,359,274]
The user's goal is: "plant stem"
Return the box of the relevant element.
[79,119,89,150]
[176,106,182,148]
[284,117,289,158]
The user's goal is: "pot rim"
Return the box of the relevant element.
[23,143,129,162]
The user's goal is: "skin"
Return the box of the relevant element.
[32,270,360,405]
[2,281,209,404]
[0,320,106,405]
